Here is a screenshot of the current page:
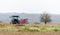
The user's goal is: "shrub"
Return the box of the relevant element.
[54,29,58,32]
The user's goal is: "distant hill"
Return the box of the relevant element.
[0,13,60,23]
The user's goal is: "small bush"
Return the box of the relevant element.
[54,29,58,32]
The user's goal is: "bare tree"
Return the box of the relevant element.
[40,13,51,24]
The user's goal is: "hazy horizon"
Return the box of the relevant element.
[0,13,60,23]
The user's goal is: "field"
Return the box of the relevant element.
[0,23,60,35]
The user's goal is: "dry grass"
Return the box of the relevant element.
[25,23,60,27]
[0,23,60,35]
[0,31,60,35]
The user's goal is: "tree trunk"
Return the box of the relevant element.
[45,21,47,24]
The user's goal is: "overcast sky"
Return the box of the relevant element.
[0,0,60,14]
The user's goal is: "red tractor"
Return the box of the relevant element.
[10,15,28,26]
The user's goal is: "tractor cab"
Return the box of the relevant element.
[10,15,19,24]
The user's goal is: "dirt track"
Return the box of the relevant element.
[0,31,60,35]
